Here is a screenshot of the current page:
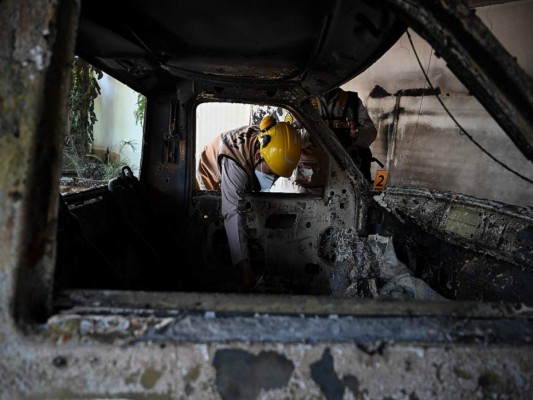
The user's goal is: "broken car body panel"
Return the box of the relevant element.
[1,0,533,398]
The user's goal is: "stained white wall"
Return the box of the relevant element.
[92,74,143,175]
[343,0,533,207]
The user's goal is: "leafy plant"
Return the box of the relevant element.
[63,57,103,174]
[134,93,146,127]
[82,140,138,181]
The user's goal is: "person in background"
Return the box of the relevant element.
[197,116,301,291]
[312,87,377,182]
[291,129,329,194]
[275,113,329,194]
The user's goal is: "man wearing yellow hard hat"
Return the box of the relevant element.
[198,116,301,291]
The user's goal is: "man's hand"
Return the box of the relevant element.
[334,118,359,141]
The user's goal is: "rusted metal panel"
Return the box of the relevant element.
[2,1,533,399]
[374,186,533,269]
[0,0,79,325]
[187,138,361,294]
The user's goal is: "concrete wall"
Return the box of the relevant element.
[344,0,533,207]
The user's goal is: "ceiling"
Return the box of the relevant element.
[75,0,405,95]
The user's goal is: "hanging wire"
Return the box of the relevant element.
[409,46,433,153]
[406,29,533,185]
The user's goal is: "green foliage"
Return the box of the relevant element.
[134,93,146,127]
[63,57,103,175]
[68,58,102,149]
[82,140,138,181]
[63,58,139,184]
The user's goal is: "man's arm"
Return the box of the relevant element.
[220,158,256,291]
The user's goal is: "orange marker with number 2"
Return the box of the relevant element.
[373,170,389,190]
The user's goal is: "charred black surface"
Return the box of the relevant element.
[75,0,405,95]
[369,85,391,98]
[55,178,533,304]
[310,349,346,400]
[371,187,533,304]
[213,350,294,400]
[56,183,186,292]
[395,87,441,97]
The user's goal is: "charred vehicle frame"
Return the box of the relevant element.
[1,0,533,398]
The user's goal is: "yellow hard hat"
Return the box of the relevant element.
[257,120,301,178]
[259,115,276,132]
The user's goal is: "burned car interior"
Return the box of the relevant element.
[56,0,406,297]
[52,0,533,307]
[3,0,533,398]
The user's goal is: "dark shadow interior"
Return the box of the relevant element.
[55,179,533,305]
